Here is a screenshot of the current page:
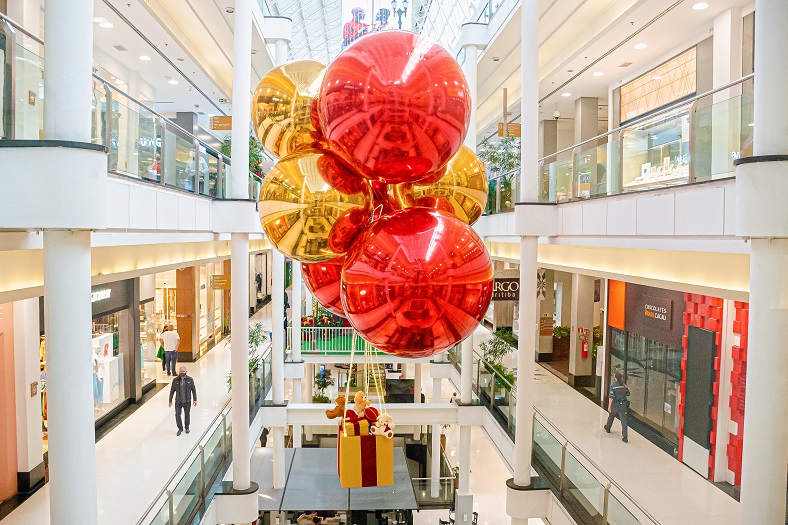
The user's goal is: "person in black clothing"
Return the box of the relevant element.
[169,366,197,436]
[604,372,630,442]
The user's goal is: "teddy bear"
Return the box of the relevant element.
[370,412,394,439]
[325,395,346,419]
[353,391,370,418]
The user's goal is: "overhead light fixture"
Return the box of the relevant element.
[692,2,709,10]
[561,92,572,97]
[652,75,663,80]
[92,17,106,23]
[99,21,114,29]
[634,43,647,50]
[139,55,151,61]
[116,79,126,85]
[492,56,500,62]
[226,6,235,13]
[593,71,604,77]
[168,79,179,85]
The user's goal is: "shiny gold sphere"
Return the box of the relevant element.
[413,146,488,225]
[251,60,326,159]
[258,149,372,263]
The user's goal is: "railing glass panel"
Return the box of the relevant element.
[150,500,170,525]
[170,453,203,523]
[12,43,44,140]
[691,91,754,182]
[607,493,642,525]
[564,452,605,517]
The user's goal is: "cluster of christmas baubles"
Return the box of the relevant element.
[252,31,493,358]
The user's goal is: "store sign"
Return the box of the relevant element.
[539,316,553,336]
[211,275,231,290]
[643,295,672,330]
[210,116,232,130]
[493,278,520,301]
[91,289,112,303]
[497,122,521,137]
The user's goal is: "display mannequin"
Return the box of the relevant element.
[92,344,104,407]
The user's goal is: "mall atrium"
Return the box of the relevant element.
[0,0,785,524]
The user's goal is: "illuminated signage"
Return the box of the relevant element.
[642,295,672,330]
[91,289,112,303]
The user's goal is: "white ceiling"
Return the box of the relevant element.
[261,0,344,65]
[475,0,755,143]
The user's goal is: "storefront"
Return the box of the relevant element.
[606,280,748,486]
[154,262,229,363]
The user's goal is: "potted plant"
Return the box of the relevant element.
[552,325,571,361]
[226,322,269,390]
[439,423,452,450]
[313,368,335,403]
[479,329,516,390]
[221,132,266,181]
[478,135,521,212]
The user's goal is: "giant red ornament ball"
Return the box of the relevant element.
[302,255,346,317]
[341,208,493,357]
[318,31,471,185]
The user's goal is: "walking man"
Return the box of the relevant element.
[169,366,197,436]
[159,324,180,376]
[604,372,630,442]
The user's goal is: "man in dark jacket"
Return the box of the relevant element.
[169,366,197,436]
[604,372,630,442]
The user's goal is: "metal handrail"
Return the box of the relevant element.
[135,397,232,525]
[539,73,753,163]
[533,406,661,524]
[0,11,43,43]
[0,11,230,164]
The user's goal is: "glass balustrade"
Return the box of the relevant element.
[483,76,753,212]
[0,16,261,200]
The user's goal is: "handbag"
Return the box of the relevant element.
[157,346,165,360]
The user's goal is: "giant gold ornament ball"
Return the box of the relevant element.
[412,145,487,225]
[258,149,372,263]
[251,59,326,159]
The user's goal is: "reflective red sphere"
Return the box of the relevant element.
[341,208,493,357]
[318,31,471,185]
[302,256,346,317]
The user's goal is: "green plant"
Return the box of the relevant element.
[313,394,331,403]
[592,326,603,359]
[479,330,514,366]
[552,325,570,339]
[226,322,269,390]
[314,368,335,401]
[221,132,266,181]
[478,136,521,176]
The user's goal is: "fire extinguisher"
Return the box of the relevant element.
[580,331,589,359]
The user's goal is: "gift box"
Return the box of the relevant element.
[337,432,394,488]
[341,411,371,437]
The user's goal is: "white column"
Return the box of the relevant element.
[230,0,252,201]
[42,0,97,522]
[462,44,478,150]
[511,3,539,520]
[432,376,442,402]
[413,362,422,439]
[431,424,441,498]
[738,2,788,523]
[291,263,303,447]
[305,363,314,441]
[458,336,473,510]
[460,338,473,404]
[43,231,97,525]
[275,39,288,67]
[711,7,743,179]
[230,234,251,488]
[271,250,286,487]
[229,0,253,491]
[13,298,44,489]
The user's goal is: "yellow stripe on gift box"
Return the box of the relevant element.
[339,435,364,488]
[375,435,394,487]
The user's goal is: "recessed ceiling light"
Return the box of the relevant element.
[116,79,126,85]
[92,17,106,23]
[177,58,185,62]
[99,21,114,29]
[168,79,179,85]
[634,43,647,50]
[652,75,663,80]
[139,55,151,61]
[692,2,709,10]
[593,71,604,77]
[561,92,572,97]
[226,6,235,13]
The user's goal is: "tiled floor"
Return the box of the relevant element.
[0,304,272,525]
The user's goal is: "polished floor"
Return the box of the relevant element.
[0,304,272,525]
[1,310,739,525]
